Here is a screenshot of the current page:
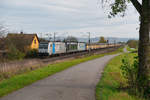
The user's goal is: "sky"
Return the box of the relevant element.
[0,0,140,38]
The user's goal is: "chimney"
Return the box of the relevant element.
[20,31,23,34]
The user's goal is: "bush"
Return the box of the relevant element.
[120,56,138,94]
[7,45,25,60]
[26,49,38,58]
[127,40,138,49]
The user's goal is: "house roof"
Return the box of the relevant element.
[6,33,39,46]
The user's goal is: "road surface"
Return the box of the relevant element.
[0,54,120,100]
[123,45,129,53]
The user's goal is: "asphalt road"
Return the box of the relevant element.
[0,54,120,100]
[123,46,128,53]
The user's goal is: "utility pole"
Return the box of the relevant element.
[46,33,52,42]
[107,38,109,47]
[87,32,91,52]
[114,40,116,47]
[40,33,42,39]
[88,32,91,44]
[54,32,56,42]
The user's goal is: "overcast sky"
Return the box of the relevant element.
[0,0,140,38]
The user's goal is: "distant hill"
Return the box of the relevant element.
[77,37,137,43]
[44,37,138,43]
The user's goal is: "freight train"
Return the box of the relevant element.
[38,42,121,56]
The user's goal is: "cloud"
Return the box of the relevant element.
[0,0,139,38]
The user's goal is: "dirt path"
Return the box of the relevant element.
[0,54,120,100]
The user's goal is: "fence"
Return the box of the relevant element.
[0,59,43,73]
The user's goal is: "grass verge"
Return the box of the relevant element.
[96,52,144,100]
[0,47,123,97]
[127,46,137,52]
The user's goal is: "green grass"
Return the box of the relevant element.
[0,47,123,97]
[127,46,137,52]
[96,52,144,100]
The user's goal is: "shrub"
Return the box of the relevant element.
[7,45,25,60]
[120,56,138,94]
[26,49,38,58]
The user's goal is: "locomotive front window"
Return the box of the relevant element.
[39,43,48,49]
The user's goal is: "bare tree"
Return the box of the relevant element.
[64,36,78,42]
[0,23,8,38]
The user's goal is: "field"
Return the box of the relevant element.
[0,47,123,97]
[96,52,144,100]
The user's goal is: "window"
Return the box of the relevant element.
[34,40,36,44]
[39,43,48,49]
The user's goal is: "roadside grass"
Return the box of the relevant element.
[96,52,144,100]
[0,47,123,97]
[127,46,137,52]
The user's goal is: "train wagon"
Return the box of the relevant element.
[99,43,108,48]
[78,42,86,51]
[66,42,78,53]
[54,42,66,54]
[86,43,109,50]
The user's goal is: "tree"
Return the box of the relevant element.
[102,0,150,97]
[0,23,7,59]
[0,24,7,38]
[39,38,48,42]
[99,36,107,43]
[63,36,78,42]
[0,22,8,38]
[5,36,28,53]
[127,40,138,48]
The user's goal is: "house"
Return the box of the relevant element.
[6,33,39,52]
